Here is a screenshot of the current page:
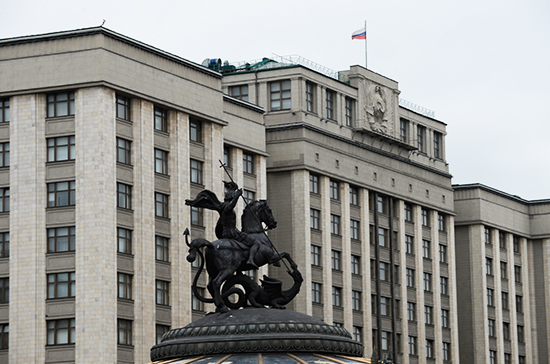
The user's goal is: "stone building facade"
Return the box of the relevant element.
[221,60,459,363]
[454,184,550,364]
[0,27,267,363]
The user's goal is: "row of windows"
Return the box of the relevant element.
[400,118,444,158]
[488,319,525,342]
[487,288,524,312]
[484,226,522,253]
[486,258,523,282]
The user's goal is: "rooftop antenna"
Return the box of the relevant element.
[101,19,106,27]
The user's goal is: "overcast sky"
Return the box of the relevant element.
[2,0,549,200]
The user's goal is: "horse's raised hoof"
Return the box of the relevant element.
[216,306,230,314]
[273,260,281,267]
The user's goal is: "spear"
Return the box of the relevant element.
[219,159,291,273]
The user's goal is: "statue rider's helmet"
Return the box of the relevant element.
[223,181,239,201]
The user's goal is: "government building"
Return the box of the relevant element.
[0,26,547,364]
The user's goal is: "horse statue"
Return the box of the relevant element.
[186,200,298,313]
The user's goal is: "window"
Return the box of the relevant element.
[48,227,75,253]
[190,159,203,184]
[332,286,342,307]
[118,319,132,345]
[423,273,432,292]
[350,219,360,240]
[406,235,414,254]
[407,302,416,321]
[499,231,506,249]
[404,203,413,222]
[43,138,64,163]
[349,186,359,206]
[380,262,389,281]
[118,273,132,300]
[500,261,508,279]
[516,295,523,313]
[378,227,388,247]
[116,95,130,120]
[156,324,170,345]
[425,306,433,325]
[330,214,340,235]
[351,255,360,275]
[47,319,75,345]
[309,174,319,194]
[371,295,378,314]
[117,228,132,254]
[311,245,321,266]
[488,319,496,337]
[487,288,494,306]
[502,292,509,310]
[513,236,520,253]
[408,336,417,355]
[442,309,450,328]
[270,80,291,111]
[47,92,75,117]
[0,324,7,349]
[306,82,315,113]
[504,353,511,364]
[443,342,451,361]
[230,85,248,101]
[421,208,429,226]
[439,244,447,263]
[223,146,231,167]
[192,288,205,311]
[519,356,526,364]
[156,280,169,305]
[485,227,492,244]
[326,89,335,120]
[400,119,409,143]
[514,265,522,283]
[406,268,415,288]
[48,182,75,207]
[0,143,8,168]
[489,350,496,364]
[244,190,256,205]
[438,213,446,231]
[47,273,74,299]
[422,240,431,259]
[189,119,201,142]
[0,99,9,123]
[243,152,254,174]
[116,137,131,165]
[426,339,434,358]
[191,207,203,226]
[0,278,7,304]
[156,236,169,262]
[329,180,339,200]
[331,250,341,270]
[155,193,169,218]
[0,189,8,213]
[503,322,510,340]
[486,258,493,275]
[0,232,8,258]
[353,326,362,342]
[155,107,168,132]
[117,183,132,209]
[381,331,390,350]
[377,195,388,214]
[154,149,169,175]
[380,297,390,316]
[310,209,320,229]
[312,282,322,303]
[517,325,524,343]
[345,97,354,126]
[433,131,442,158]
[417,125,426,153]
[352,290,361,311]
[440,276,448,295]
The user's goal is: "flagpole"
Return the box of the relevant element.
[365,20,368,69]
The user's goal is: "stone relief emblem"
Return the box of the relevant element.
[362,83,394,134]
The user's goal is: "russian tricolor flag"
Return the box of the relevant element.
[352,26,366,40]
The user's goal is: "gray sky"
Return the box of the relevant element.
[2,0,549,200]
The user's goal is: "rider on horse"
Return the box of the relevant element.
[185,181,262,269]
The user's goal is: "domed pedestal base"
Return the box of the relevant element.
[150,307,363,362]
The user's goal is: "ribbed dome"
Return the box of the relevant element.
[150,308,365,363]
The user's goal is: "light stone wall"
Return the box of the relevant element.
[74,86,117,362]
[320,176,333,325]
[131,99,156,363]
[9,94,47,363]
[361,189,372,359]
[292,170,310,315]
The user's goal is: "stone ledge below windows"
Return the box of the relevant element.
[45,344,75,364]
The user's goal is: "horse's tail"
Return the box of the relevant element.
[184,229,214,304]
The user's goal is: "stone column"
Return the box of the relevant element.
[521,237,533,363]
[361,189,372,358]
[320,176,333,324]
[413,205,426,360]
[447,215,460,364]
[10,94,47,363]
[75,87,117,362]
[292,170,310,315]
[431,212,442,364]
[397,200,409,364]
[341,183,352,330]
